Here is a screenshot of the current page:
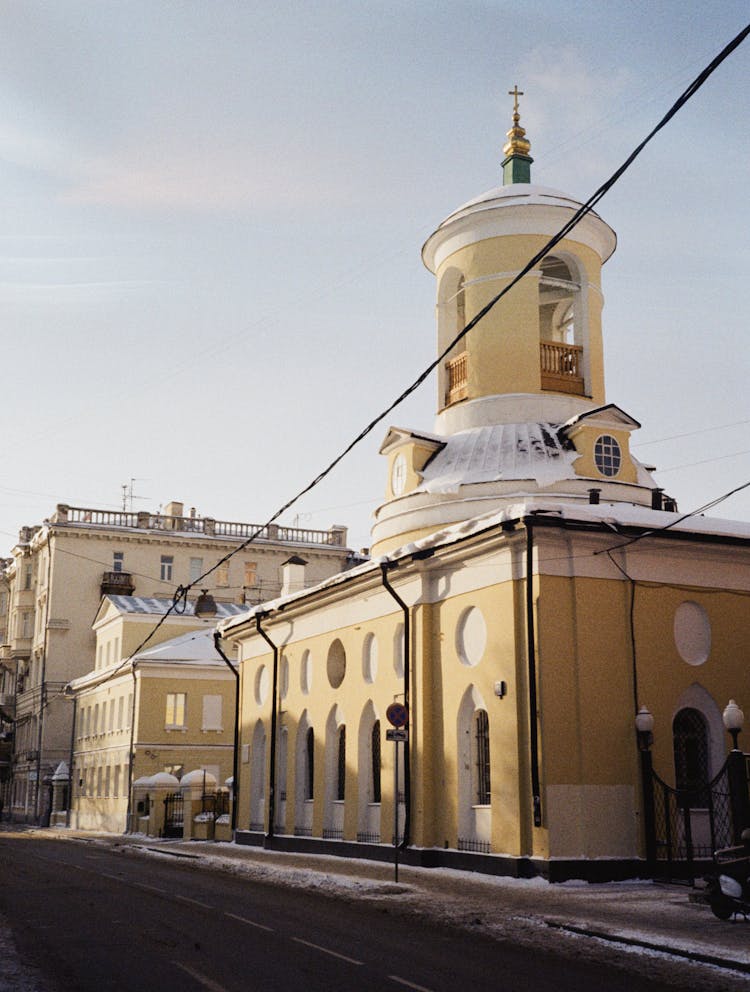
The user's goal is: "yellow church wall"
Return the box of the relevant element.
[232,548,542,856]
[626,582,750,784]
[536,573,640,858]
[429,579,527,855]
[237,602,413,843]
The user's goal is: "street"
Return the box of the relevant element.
[0,832,741,992]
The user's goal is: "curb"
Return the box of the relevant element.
[544,919,750,975]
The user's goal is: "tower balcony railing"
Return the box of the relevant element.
[445,351,469,406]
[540,340,585,395]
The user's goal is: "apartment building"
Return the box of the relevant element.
[0,499,353,821]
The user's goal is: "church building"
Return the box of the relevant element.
[219,97,750,880]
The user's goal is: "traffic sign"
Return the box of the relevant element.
[386,702,408,728]
[386,728,408,742]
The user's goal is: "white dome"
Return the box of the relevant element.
[180,768,218,788]
[422,182,616,273]
[149,772,180,788]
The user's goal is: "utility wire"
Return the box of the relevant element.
[84,23,750,689]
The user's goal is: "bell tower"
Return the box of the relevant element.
[370,93,660,556]
[422,92,615,436]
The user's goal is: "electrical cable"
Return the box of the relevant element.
[76,23,750,691]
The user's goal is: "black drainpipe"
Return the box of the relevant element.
[125,662,138,833]
[380,562,411,850]
[65,692,77,828]
[213,631,240,834]
[255,614,279,841]
[525,519,542,828]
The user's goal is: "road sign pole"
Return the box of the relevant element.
[393,740,399,884]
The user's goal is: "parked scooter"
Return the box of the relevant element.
[704,829,750,920]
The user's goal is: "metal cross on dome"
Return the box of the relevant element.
[508,85,524,115]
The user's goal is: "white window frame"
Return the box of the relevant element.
[165,691,187,729]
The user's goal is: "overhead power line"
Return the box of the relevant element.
[86,23,750,688]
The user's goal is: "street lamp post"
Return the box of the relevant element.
[722,699,748,845]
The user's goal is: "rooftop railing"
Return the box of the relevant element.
[52,505,347,546]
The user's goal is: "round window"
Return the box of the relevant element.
[456,606,487,667]
[594,435,621,477]
[326,639,346,688]
[674,601,711,666]
[362,633,378,684]
[391,453,407,497]
[254,665,269,705]
[300,649,312,695]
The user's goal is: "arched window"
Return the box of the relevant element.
[371,720,381,804]
[336,726,346,802]
[538,254,584,395]
[673,708,709,794]
[474,710,491,805]
[456,276,466,332]
[305,727,315,800]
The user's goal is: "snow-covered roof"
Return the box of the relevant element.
[134,628,230,665]
[417,422,577,494]
[105,595,246,618]
[218,498,750,636]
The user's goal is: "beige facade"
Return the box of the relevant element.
[69,598,244,833]
[218,114,749,880]
[0,499,353,822]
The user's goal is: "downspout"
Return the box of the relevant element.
[380,562,411,850]
[525,519,542,827]
[255,614,279,841]
[213,631,240,833]
[124,662,138,832]
[65,692,77,828]
[35,538,54,823]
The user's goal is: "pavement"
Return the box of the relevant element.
[7,824,750,988]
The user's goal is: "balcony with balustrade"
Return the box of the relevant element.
[101,571,136,596]
[540,340,585,395]
[445,351,468,406]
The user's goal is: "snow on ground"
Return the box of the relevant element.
[0,913,54,992]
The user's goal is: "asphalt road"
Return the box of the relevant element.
[0,834,697,992]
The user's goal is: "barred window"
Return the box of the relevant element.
[336,726,346,801]
[371,721,381,804]
[474,710,491,805]
[305,727,315,800]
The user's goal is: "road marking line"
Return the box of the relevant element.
[224,912,274,932]
[388,976,435,992]
[173,894,214,910]
[173,961,230,992]
[133,882,167,895]
[292,937,363,965]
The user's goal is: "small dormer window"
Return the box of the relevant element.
[594,435,621,477]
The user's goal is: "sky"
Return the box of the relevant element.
[0,1,748,555]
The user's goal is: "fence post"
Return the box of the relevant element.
[727,750,750,844]
[639,747,657,871]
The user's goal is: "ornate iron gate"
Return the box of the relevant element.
[645,752,749,881]
[162,792,184,838]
